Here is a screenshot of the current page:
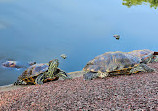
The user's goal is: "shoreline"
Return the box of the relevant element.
[1,62,158,110]
[1,61,157,92]
[0,71,86,92]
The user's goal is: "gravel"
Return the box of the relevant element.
[0,63,158,110]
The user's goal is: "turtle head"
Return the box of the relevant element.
[49,59,59,68]
[141,52,157,64]
[45,59,59,79]
[47,59,72,80]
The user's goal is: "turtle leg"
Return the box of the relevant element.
[14,80,20,85]
[130,63,155,74]
[83,72,98,80]
[97,71,109,78]
[35,73,45,85]
[14,79,27,85]
[55,70,72,79]
[139,63,155,72]
[83,71,109,80]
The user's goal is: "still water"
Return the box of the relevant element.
[0,0,158,86]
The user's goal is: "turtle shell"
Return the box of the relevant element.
[83,51,141,73]
[128,49,153,59]
[18,63,49,82]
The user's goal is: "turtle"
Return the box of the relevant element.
[83,50,157,80]
[2,60,36,69]
[60,54,67,59]
[113,34,120,40]
[14,59,71,85]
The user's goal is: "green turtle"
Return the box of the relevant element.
[83,50,157,80]
[14,59,71,85]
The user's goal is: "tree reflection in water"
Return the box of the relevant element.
[122,0,158,9]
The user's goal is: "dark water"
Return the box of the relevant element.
[0,0,158,86]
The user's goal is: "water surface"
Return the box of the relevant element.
[0,0,158,86]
